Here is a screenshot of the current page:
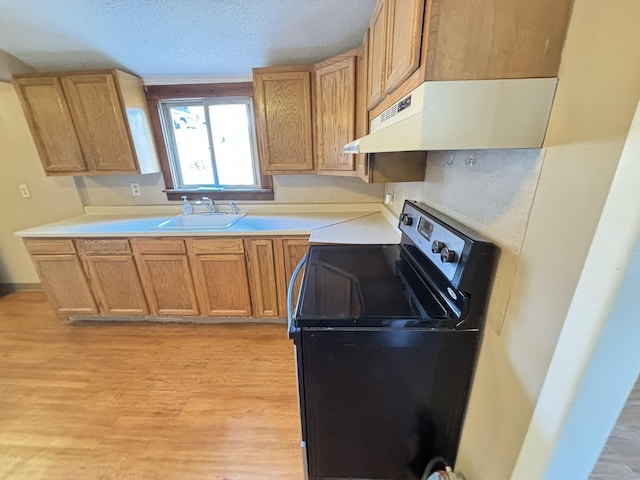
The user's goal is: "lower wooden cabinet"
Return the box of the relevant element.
[244,237,284,318]
[30,254,98,316]
[78,239,148,316]
[131,238,199,316]
[24,235,309,321]
[188,238,252,317]
[281,237,310,314]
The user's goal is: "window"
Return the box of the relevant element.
[146,83,273,201]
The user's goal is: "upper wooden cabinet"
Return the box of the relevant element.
[367,0,423,109]
[314,53,357,173]
[367,0,388,109]
[367,0,574,116]
[252,66,315,174]
[385,0,425,93]
[13,69,159,176]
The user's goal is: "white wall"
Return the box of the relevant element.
[0,79,84,284]
[385,0,640,477]
[73,168,384,206]
[513,98,640,478]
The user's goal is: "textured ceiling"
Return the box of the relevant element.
[0,0,377,80]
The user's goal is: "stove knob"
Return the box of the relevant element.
[431,240,445,253]
[440,247,457,263]
[400,214,413,226]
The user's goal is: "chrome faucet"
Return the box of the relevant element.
[195,196,216,213]
[229,202,238,214]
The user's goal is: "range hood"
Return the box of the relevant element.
[343,78,558,154]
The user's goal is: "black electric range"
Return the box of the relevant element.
[287,200,496,480]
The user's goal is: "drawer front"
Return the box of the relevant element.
[189,238,245,255]
[79,238,131,255]
[132,238,186,255]
[24,238,76,255]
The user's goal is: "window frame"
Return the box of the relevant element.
[146,83,273,201]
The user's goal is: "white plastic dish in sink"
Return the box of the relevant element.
[153,213,247,230]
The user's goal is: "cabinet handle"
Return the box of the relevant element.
[287,254,307,339]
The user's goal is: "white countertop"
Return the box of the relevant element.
[14,205,401,245]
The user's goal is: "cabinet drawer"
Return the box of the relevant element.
[79,238,131,255]
[24,238,76,255]
[189,238,245,255]
[132,238,186,255]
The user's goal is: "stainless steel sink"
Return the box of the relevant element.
[153,213,247,230]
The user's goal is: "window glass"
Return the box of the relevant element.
[160,98,259,189]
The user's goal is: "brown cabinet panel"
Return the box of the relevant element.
[190,254,252,317]
[315,55,357,173]
[424,0,573,80]
[135,254,199,316]
[385,0,424,93]
[281,237,309,314]
[61,73,137,172]
[133,238,186,255]
[355,32,370,181]
[84,255,148,315]
[244,238,284,318]
[24,238,76,255]
[253,67,314,173]
[13,69,158,176]
[188,238,244,255]
[367,0,388,109]
[30,254,98,315]
[78,239,131,255]
[13,76,87,173]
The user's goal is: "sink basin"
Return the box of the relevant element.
[153,213,247,230]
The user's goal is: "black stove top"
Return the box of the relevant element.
[293,201,496,331]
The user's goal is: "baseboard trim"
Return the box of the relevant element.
[68,315,286,325]
[0,283,43,296]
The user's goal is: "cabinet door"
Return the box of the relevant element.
[356,32,370,181]
[13,76,87,174]
[61,73,138,172]
[315,55,357,173]
[191,254,252,317]
[281,237,309,314]
[30,255,98,315]
[135,254,199,316]
[367,0,388,109]
[253,67,314,173]
[84,255,149,315]
[245,238,284,318]
[384,0,424,94]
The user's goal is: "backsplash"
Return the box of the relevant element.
[385,148,544,334]
[74,172,384,206]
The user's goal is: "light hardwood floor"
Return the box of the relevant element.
[0,291,302,479]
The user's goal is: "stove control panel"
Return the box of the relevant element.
[399,202,467,281]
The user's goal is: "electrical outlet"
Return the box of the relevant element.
[384,192,394,207]
[130,183,141,196]
[18,184,31,198]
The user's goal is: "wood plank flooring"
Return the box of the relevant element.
[0,292,302,479]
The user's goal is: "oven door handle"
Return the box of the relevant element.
[287,253,308,339]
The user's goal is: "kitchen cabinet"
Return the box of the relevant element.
[367,0,573,117]
[244,237,286,318]
[252,66,315,174]
[366,0,424,109]
[367,0,388,109]
[13,69,159,176]
[24,239,98,316]
[78,239,148,316]
[132,239,200,316]
[24,234,310,321]
[187,238,252,317]
[281,236,310,314]
[314,52,357,173]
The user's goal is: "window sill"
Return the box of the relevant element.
[164,189,274,202]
